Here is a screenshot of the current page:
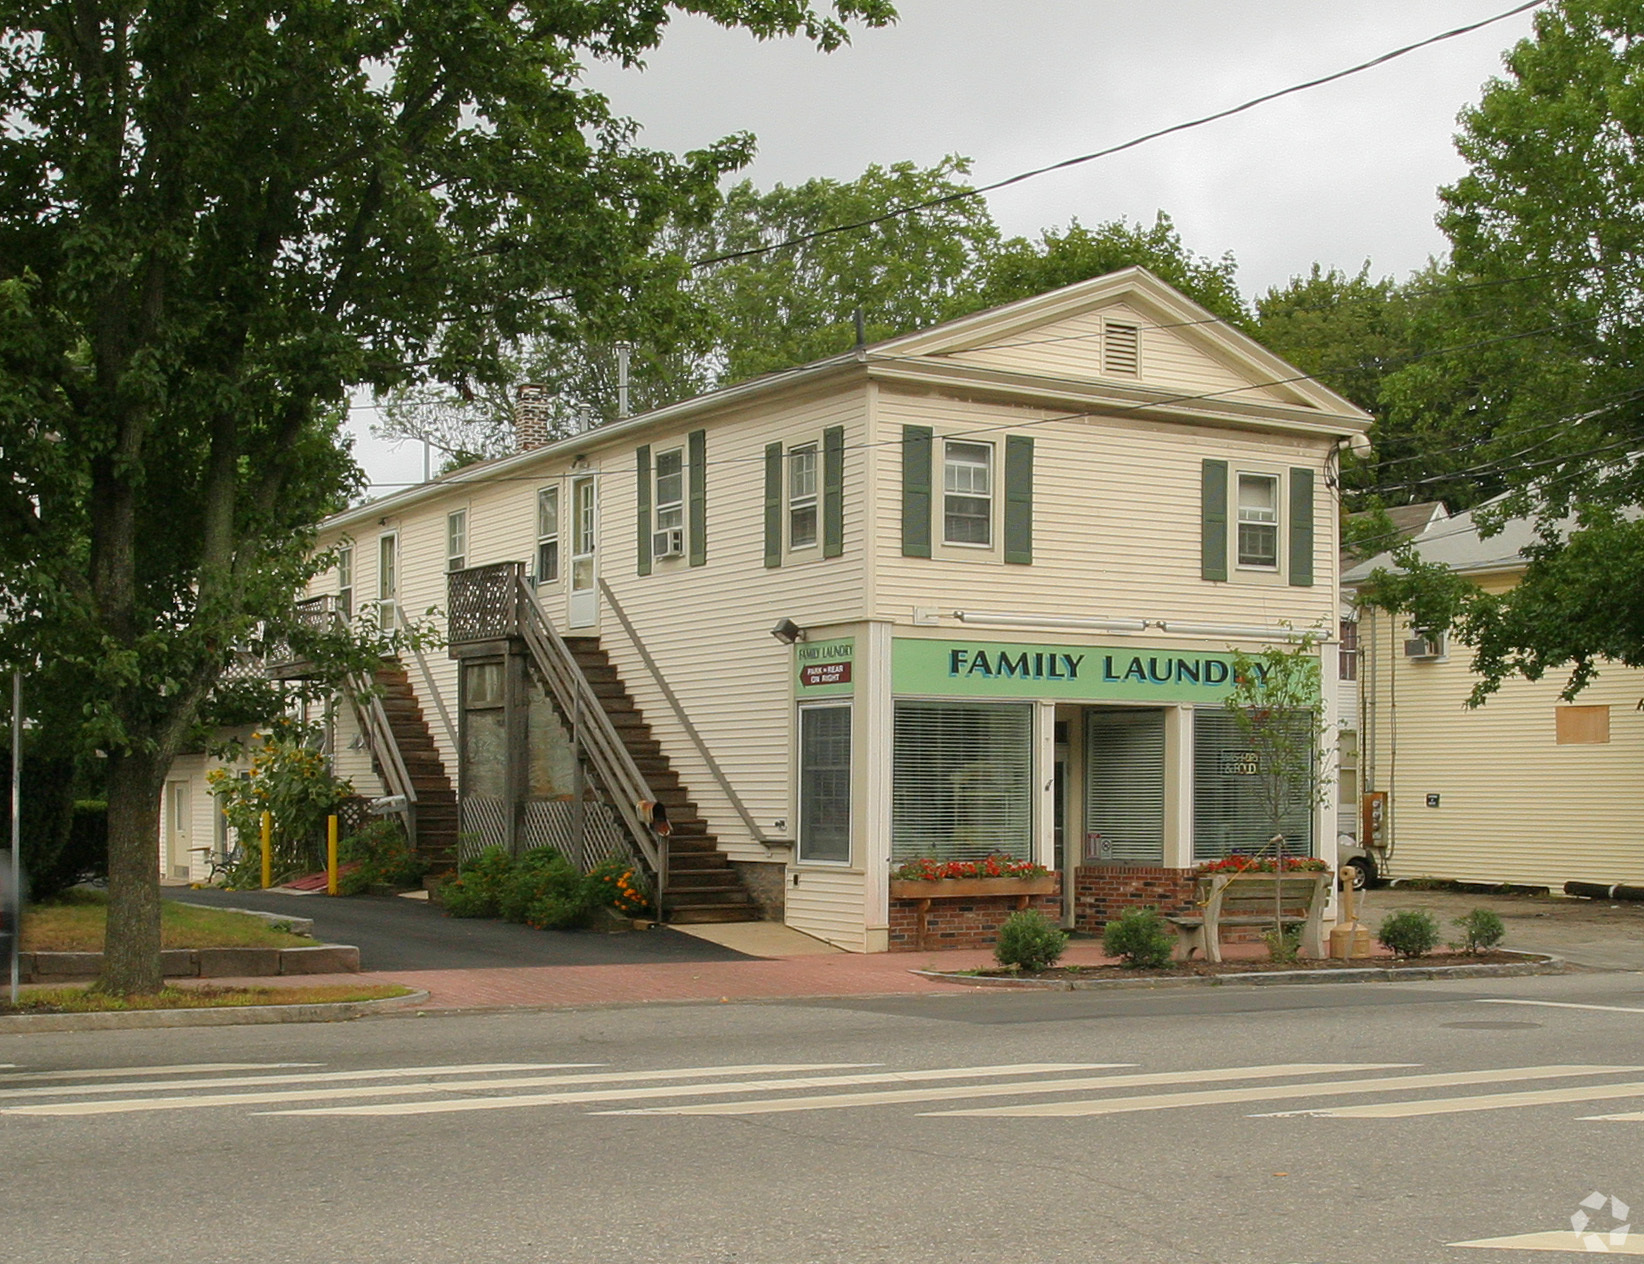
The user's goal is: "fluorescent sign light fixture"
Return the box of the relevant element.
[952,611,1148,634]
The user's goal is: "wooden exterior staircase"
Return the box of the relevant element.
[368,661,459,868]
[563,637,759,925]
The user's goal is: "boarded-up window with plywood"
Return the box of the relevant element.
[1556,705,1610,745]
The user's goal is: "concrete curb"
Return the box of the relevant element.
[0,989,429,1034]
[20,942,361,983]
[912,953,1569,991]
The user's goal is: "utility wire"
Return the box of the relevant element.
[686,0,1546,271]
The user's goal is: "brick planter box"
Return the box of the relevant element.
[1072,865,1198,934]
[889,876,1061,952]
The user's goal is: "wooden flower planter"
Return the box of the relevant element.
[889,875,1061,950]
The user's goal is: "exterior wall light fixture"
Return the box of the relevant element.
[769,618,804,645]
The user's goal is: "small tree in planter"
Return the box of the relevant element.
[1220,632,1335,948]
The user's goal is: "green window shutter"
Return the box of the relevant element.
[763,442,783,569]
[1288,466,1314,587]
[822,425,845,559]
[1003,434,1033,565]
[901,425,933,558]
[636,444,652,577]
[688,429,707,567]
[1200,458,1228,582]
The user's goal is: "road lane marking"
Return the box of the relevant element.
[1451,1231,1644,1254]
[0,1062,598,1102]
[5,1062,871,1117]
[1478,999,1644,1015]
[1264,1079,1644,1119]
[0,1063,319,1082]
[265,1063,1132,1118]
[601,1063,1410,1118]
[932,1065,1642,1118]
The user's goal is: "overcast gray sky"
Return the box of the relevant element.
[350,0,1540,491]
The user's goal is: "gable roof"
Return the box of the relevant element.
[327,266,1370,533]
[1343,499,1539,585]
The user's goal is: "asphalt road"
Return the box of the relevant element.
[169,885,750,970]
[5,968,1644,1264]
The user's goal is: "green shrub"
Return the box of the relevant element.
[584,857,653,918]
[993,910,1068,972]
[1451,908,1506,953]
[337,820,427,895]
[1377,908,1441,957]
[498,850,582,924]
[1262,923,1304,964]
[1102,906,1174,969]
[440,846,515,918]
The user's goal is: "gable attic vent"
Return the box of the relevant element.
[1103,320,1141,377]
[514,383,554,452]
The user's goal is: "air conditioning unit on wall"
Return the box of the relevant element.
[1404,631,1446,661]
[652,528,684,559]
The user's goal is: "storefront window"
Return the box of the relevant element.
[1085,709,1165,864]
[892,701,1033,861]
[1192,710,1315,860]
[797,704,851,863]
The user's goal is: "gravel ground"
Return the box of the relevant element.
[1359,883,1644,971]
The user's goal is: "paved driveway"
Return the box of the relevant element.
[171,886,750,971]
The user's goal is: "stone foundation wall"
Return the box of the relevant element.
[729,860,786,921]
[888,890,1062,952]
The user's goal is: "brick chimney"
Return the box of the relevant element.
[514,383,554,452]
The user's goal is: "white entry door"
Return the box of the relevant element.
[568,475,598,629]
[165,781,192,879]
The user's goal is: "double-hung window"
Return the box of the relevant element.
[536,487,559,583]
[377,533,398,630]
[446,509,467,572]
[788,444,818,549]
[336,545,353,621]
[1236,473,1279,569]
[943,440,992,546]
[654,449,684,536]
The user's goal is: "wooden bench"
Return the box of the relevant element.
[1165,871,1331,962]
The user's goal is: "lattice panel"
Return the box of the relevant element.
[520,799,631,873]
[448,562,523,643]
[460,795,509,860]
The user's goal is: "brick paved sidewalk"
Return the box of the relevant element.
[191,938,1276,1012]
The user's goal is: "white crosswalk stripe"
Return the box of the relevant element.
[263,1063,1122,1119]
[930,1065,1643,1118]
[12,1059,1644,1126]
[598,1063,1407,1118]
[3,1062,869,1117]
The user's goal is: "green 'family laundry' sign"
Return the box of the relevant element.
[892,638,1267,703]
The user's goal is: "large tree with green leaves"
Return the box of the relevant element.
[1363,0,1644,703]
[0,0,892,993]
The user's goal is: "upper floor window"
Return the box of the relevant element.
[1339,618,1358,682]
[788,444,818,549]
[943,440,992,547]
[336,545,353,621]
[654,448,684,535]
[446,509,467,572]
[536,486,559,583]
[377,532,398,630]
[1236,473,1279,569]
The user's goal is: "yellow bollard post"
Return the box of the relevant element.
[260,810,272,890]
[327,815,339,896]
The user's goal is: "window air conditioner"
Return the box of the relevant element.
[652,528,684,559]
[1404,631,1446,661]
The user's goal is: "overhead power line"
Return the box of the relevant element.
[687,0,1547,271]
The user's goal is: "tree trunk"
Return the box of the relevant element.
[97,750,169,994]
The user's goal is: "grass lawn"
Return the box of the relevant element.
[2,983,415,1015]
[20,889,316,952]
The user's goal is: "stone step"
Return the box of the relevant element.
[666,905,761,925]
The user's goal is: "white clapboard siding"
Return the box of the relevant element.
[870,389,1339,634]
[949,302,1307,408]
[785,867,868,952]
[1360,602,1644,888]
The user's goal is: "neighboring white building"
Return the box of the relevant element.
[169,268,1370,950]
[1346,504,1644,892]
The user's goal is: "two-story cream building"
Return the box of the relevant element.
[167,268,1369,951]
